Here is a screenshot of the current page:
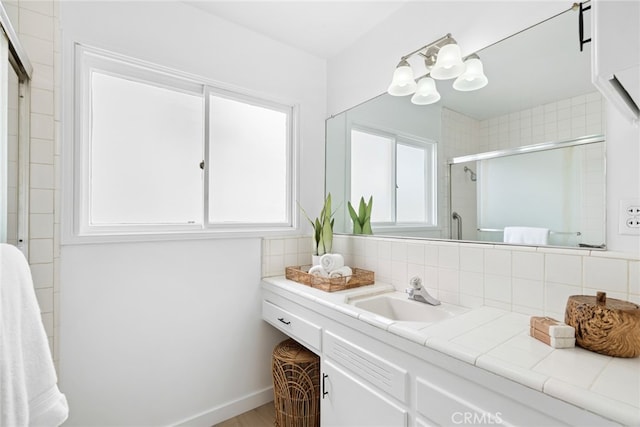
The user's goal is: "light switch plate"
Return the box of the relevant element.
[619,199,640,235]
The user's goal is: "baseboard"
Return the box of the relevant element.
[171,386,274,427]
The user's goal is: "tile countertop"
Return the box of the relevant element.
[262,276,640,426]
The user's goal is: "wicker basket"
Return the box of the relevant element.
[272,339,320,427]
[285,265,374,292]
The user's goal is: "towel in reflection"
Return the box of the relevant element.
[503,226,549,245]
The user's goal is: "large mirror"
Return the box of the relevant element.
[325,6,606,249]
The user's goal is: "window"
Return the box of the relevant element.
[350,127,436,226]
[208,91,290,225]
[74,45,295,238]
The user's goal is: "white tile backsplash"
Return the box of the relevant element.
[545,253,582,286]
[438,244,459,270]
[407,243,425,265]
[460,270,484,297]
[391,241,408,261]
[263,234,638,319]
[484,249,511,277]
[583,256,628,294]
[544,281,581,318]
[629,261,640,295]
[484,274,511,304]
[512,278,544,311]
[512,251,544,281]
[459,246,484,273]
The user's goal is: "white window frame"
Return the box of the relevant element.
[205,87,294,230]
[348,124,437,229]
[69,44,298,242]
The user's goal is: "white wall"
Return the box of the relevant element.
[327,1,640,254]
[59,2,325,425]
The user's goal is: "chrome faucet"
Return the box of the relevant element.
[405,276,441,305]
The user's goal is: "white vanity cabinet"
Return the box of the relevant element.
[261,283,621,427]
[321,330,409,426]
[321,359,407,427]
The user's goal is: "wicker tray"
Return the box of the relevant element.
[285,265,375,292]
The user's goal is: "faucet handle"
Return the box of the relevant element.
[409,276,422,289]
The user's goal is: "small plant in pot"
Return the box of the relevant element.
[348,196,373,235]
[299,193,335,262]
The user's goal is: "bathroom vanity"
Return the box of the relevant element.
[262,277,639,426]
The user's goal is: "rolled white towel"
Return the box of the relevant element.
[320,253,344,272]
[328,266,353,281]
[308,265,329,277]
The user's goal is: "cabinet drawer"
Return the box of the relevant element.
[263,300,321,352]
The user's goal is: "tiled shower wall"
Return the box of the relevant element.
[262,234,639,322]
[444,91,605,157]
[442,91,606,245]
[3,0,60,360]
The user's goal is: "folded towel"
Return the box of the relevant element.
[308,265,329,277]
[320,253,344,272]
[329,266,353,282]
[0,244,69,427]
[503,226,549,245]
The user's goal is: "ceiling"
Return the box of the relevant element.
[184,2,593,120]
[185,1,408,58]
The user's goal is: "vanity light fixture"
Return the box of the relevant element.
[387,34,488,105]
[453,54,489,91]
[388,59,418,96]
[430,42,466,80]
[411,77,441,105]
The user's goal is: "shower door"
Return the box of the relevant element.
[1,7,32,254]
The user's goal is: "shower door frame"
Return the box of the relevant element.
[1,3,33,255]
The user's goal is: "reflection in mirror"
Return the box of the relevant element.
[5,59,20,245]
[325,6,606,248]
[450,136,605,248]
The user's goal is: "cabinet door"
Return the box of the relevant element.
[321,359,407,427]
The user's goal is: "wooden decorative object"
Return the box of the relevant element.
[272,339,320,427]
[565,292,640,358]
[285,265,375,292]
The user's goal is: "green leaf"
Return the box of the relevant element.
[362,220,373,235]
[353,221,363,234]
[365,196,373,220]
[323,193,332,223]
[322,218,333,254]
[314,218,322,244]
[317,237,325,256]
[297,201,316,229]
[358,197,366,222]
[347,202,359,223]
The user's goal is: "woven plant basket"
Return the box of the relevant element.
[285,266,374,292]
[272,339,320,427]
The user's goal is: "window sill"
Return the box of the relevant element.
[61,226,300,246]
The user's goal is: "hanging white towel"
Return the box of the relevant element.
[0,244,69,427]
[503,226,549,245]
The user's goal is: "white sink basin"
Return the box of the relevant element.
[349,292,468,323]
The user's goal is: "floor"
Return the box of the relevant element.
[214,402,275,427]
